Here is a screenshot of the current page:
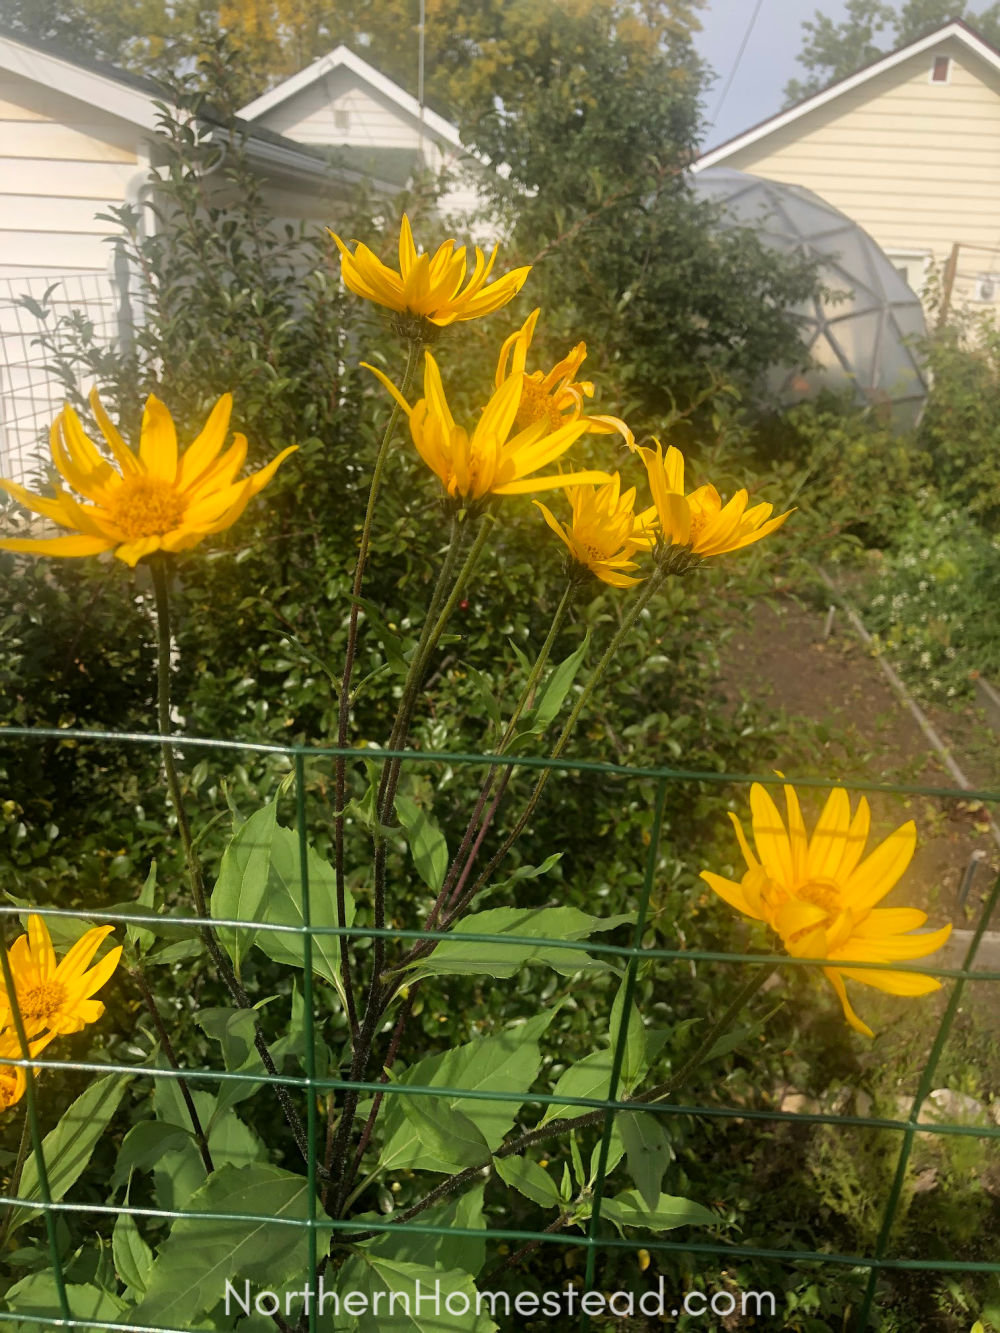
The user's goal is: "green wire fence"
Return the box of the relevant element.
[1,725,999,1333]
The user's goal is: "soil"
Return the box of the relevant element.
[713,593,1000,931]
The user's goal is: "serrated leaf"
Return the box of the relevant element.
[378,1009,556,1174]
[407,906,630,981]
[359,1185,487,1276]
[124,861,156,955]
[112,1120,193,1190]
[333,1255,497,1332]
[400,1097,491,1171]
[132,1164,330,1327]
[618,1111,672,1210]
[600,1189,717,1234]
[395,793,448,893]
[8,1073,130,1238]
[494,1155,563,1208]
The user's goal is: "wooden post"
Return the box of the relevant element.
[938,241,960,328]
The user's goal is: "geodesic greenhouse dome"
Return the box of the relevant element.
[689,166,928,427]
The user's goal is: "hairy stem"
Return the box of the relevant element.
[128,960,214,1175]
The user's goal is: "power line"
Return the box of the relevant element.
[706,0,767,131]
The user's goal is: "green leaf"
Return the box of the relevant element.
[526,632,590,733]
[133,1164,330,1327]
[600,1189,718,1234]
[3,1274,126,1330]
[400,1097,491,1171]
[407,906,630,981]
[494,1155,563,1208]
[252,822,354,1004]
[112,1120,193,1190]
[333,1255,497,1332]
[113,1210,154,1297]
[378,1009,556,1174]
[540,1048,617,1125]
[618,1111,672,1210]
[464,664,502,733]
[211,800,277,975]
[359,1185,487,1277]
[123,861,156,955]
[353,595,410,675]
[395,793,449,893]
[588,1122,626,1185]
[150,1087,266,1211]
[143,937,203,966]
[7,1073,130,1239]
[608,982,647,1091]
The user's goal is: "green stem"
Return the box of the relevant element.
[450,559,671,918]
[417,576,577,944]
[149,556,319,1175]
[333,336,422,1044]
[128,957,214,1175]
[327,510,494,1218]
[0,1108,33,1251]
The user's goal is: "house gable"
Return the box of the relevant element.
[693,22,1000,302]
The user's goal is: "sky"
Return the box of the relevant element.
[693,0,854,151]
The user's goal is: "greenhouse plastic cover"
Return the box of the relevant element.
[689,167,928,427]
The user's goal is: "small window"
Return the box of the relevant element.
[931,55,950,82]
[334,107,350,130]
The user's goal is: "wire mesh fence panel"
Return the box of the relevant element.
[0,728,998,1332]
[0,273,121,485]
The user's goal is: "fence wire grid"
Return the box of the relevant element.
[1,725,998,1333]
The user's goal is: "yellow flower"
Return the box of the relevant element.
[329,213,530,328]
[702,783,952,1037]
[495,309,634,448]
[640,441,792,559]
[535,473,648,588]
[364,352,610,503]
[0,1028,56,1112]
[0,390,297,567]
[0,915,122,1039]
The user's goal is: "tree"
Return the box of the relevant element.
[784,0,1000,104]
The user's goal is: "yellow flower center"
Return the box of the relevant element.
[515,376,564,433]
[20,979,66,1025]
[0,1074,19,1110]
[110,476,186,539]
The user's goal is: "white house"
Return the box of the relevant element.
[694,19,1000,320]
[0,30,484,484]
[237,44,489,231]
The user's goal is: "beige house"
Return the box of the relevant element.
[693,19,1000,320]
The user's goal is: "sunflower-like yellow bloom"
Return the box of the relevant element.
[495,309,634,448]
[329,213,530,328]
[0,390,297,567]
[0,1029,55,1112]
[364,352,610,503]
[535,473,649,588]
[702,783,952,1037]
[640,441,792,559]
[0,915,122,1039]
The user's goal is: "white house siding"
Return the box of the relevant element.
[250,67,486,230]
[713,35,1000,314]
[0,70,141,481]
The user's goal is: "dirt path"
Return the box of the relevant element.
[714,594,1000,929]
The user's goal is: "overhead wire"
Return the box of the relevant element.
[705,0,767,133]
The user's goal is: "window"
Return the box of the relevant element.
[931,55,950,82]
[884,249,932,295]
[334,107,350,130]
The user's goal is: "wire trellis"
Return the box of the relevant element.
[0,726,998,1333]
